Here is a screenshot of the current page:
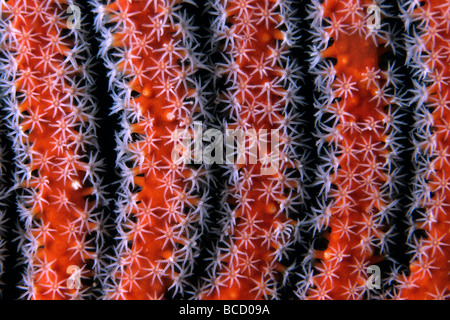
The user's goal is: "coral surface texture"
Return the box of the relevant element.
[0,0,448,300]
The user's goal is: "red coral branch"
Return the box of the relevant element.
[0,0,106,299]
[200,0,307,299]
[396,0,450,300]
[297,0,403,300]
[93,0,209,299]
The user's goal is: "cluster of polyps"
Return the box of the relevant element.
[394,0,450,300]
[296,0,405,299]
[0,0,106,299]
[198,0,308,299]
[0,0,447,301]
[92,0,211,299]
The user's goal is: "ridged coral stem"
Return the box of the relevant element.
[0,0,106,299]
[200,0,307,299]
[396,0,450,299]
[297,0,403,299]
[93,0,209,299]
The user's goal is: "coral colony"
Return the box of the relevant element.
[0,0,447,300]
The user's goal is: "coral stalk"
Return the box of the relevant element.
[93,0,210,299]
[394,0,450,300]
[297,0,404,299]
[199,0,308,299]
[0,0,106,299]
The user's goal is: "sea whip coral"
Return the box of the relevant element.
[0,0,107,299]
[393,0,450,300]
[296,0,405,299]
[198,0,308,299]
[0,0,448,301]
[92,0,211,299]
